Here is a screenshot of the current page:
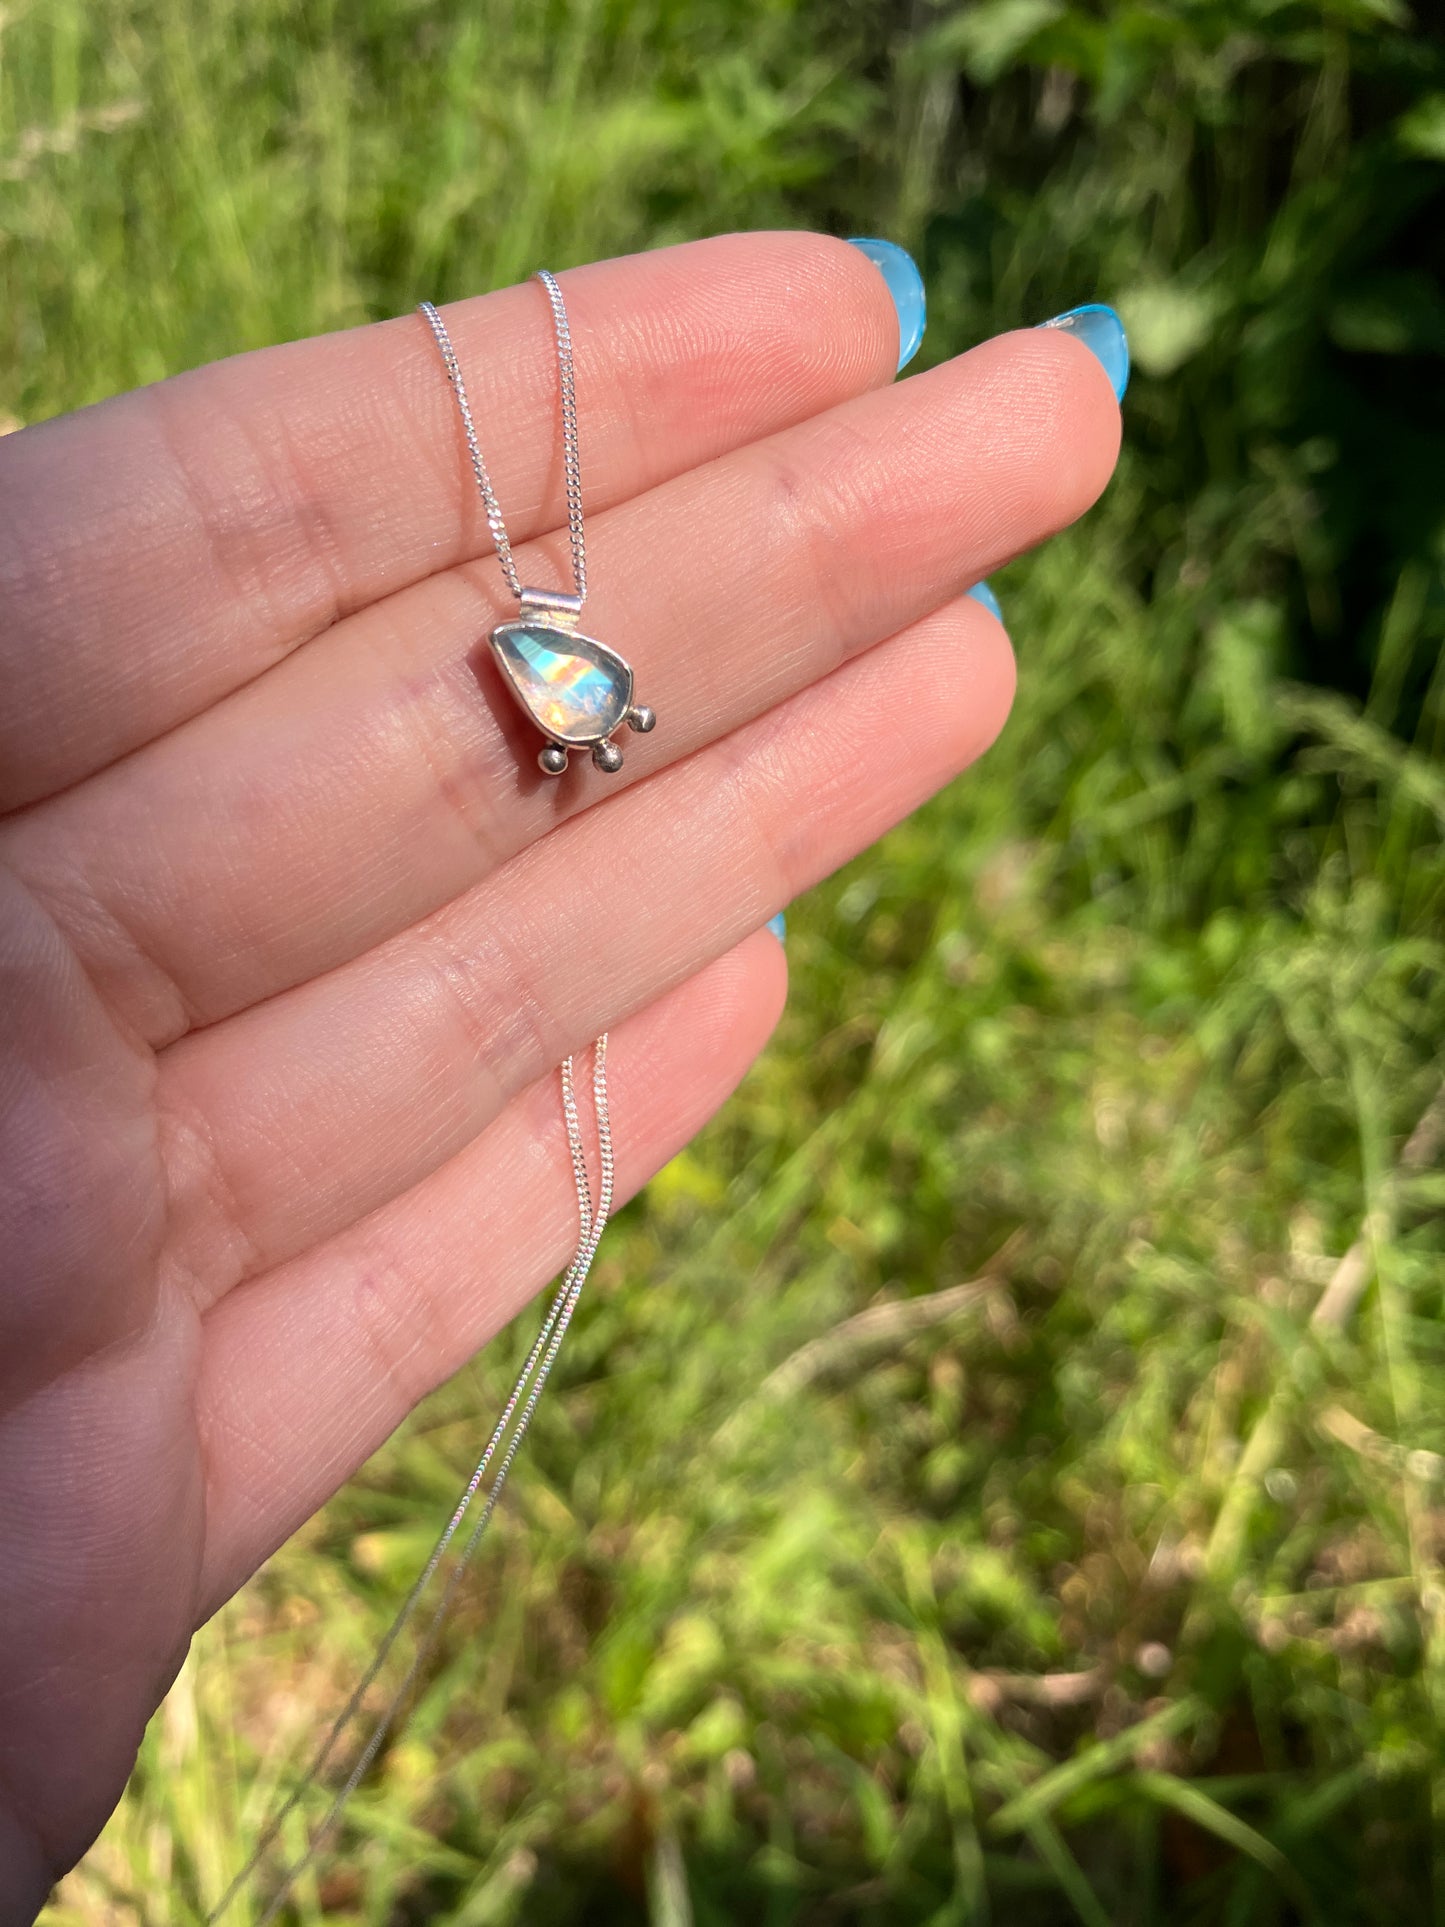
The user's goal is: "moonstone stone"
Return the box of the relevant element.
[489,621,633,745]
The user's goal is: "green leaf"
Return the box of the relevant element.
[920,0,1065,85]
[647,1827,695,1927]
[1131,1772,1319,1917]
[1116,280,1223,378]
[1395,92,1445,159]
[1328,274,1445,356]
[1202,600,1287,763]
[1018,1811,1114,1927]
[991,1699,1204,1834]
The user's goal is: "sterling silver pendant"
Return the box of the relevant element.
[490,586,656,775]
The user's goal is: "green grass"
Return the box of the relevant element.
[7,0,1445,1920]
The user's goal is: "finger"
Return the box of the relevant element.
[159,594,1011,1308]
[194,928,787,1605]
[0,232,898,810]
[10,325,1113,1045]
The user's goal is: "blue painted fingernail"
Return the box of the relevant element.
[1038,303,1129,401]
[766,912,787,944]
[967,580,1003,623]
[846,238,926,372]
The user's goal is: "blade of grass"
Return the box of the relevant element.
[1015,1812,1113,1927]
[990,1699,1203,1836]
[1129,1772,1319,1921]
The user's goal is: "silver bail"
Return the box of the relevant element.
[518,585,583,630]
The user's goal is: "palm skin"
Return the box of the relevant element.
[0,232,1119,1916]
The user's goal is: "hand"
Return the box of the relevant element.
[0,232,1119,1912]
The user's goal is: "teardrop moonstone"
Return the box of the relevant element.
[488,621,634,745]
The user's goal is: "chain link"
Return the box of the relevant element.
[419,268,587,606]
[534,269,588,605]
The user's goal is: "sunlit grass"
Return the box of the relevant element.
[9,0,1445,1921]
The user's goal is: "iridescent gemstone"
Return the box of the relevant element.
[488,620,633,746]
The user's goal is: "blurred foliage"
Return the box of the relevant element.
[5,0,1444,1921]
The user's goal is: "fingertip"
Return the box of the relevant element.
[1027,322,1125,489]
[734,921,790,1043]
[1037,303,1130,402]
[923,592,1018,769]
[964,325,1122,541]
[845,237,927,371]
[626,926,787,1124]
[962,592,1019,755]
[792,230,914,386]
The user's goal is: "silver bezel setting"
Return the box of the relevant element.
[488,587,652,775]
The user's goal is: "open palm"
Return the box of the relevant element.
[0,232,1118,1914]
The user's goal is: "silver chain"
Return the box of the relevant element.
[210,278,611,1923]
[210,1042,613,1924]
[419,268,587,606]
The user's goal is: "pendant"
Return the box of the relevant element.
[489,587,656,775]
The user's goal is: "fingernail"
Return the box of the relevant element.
[1038,303,1129,401]
[967,580,1003,623]
[765,912,787,944]
[847,237,926,372]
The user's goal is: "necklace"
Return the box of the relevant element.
[209,272,623,1921]
[420,273,655,774]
